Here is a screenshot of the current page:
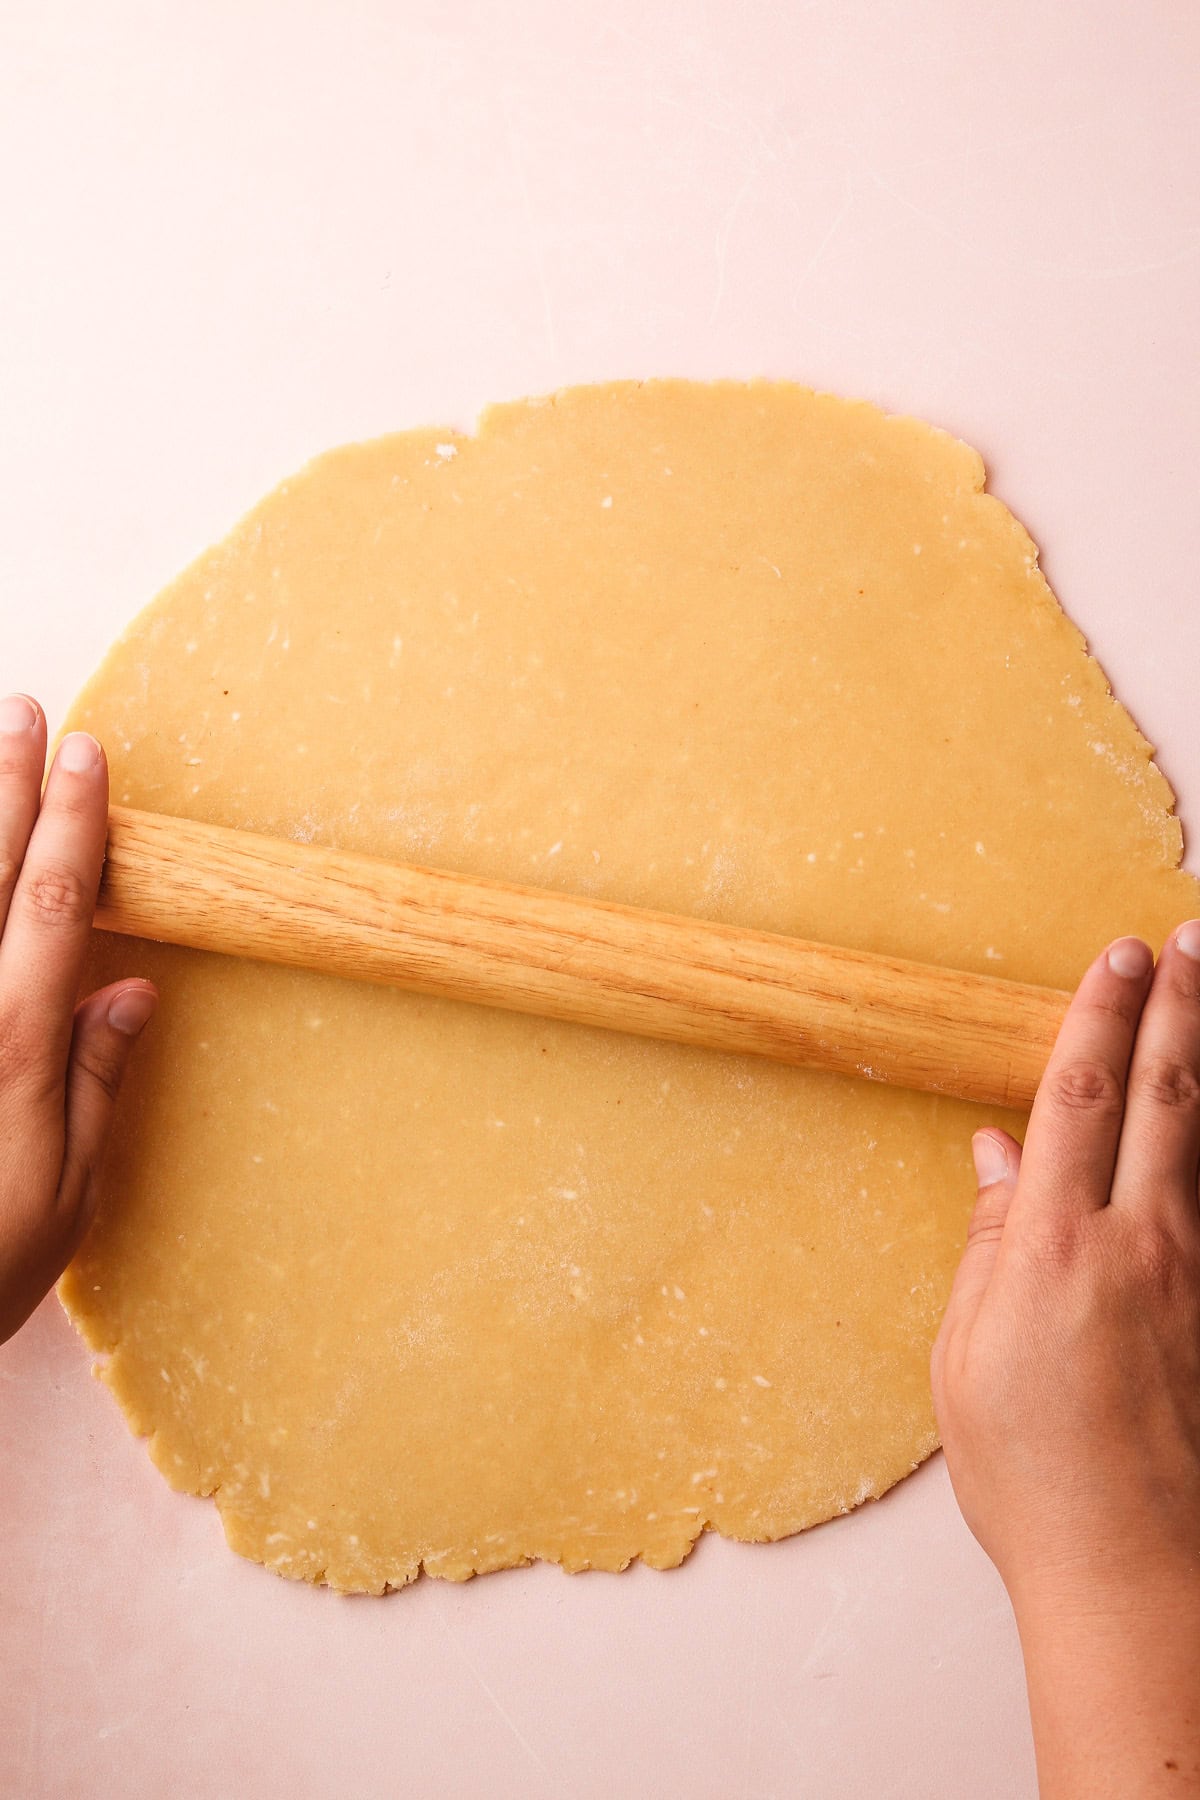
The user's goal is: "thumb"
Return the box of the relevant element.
[56,980,158,1249]
[942,1129,1023,1331]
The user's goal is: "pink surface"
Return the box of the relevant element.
[1,4,1197,1795]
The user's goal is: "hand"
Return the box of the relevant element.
[0,694,155,1345]
[932,930,1200,1796]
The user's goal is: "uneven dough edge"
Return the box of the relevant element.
[58,379,1194,1593]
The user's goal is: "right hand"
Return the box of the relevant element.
[931,928,1200,1795]
[931,929,1200,1610]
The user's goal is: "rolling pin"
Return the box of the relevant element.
[96,805,1070,1110]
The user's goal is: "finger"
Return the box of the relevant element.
[55,980,158,1240]
[0,979,156,1345]
[0,694,47,939]
[1111,921,1200,1225]
[1014,937,1153,1222]
[0,732,108,1093]
[940,1130,1023,1332]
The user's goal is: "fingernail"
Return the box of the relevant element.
[1176,921,1200,962]
[1107,937,1152,979]
[0,693,38,734]
[971,1132,1009,1188]
[107,986,157,1036]
[56,732,101,773]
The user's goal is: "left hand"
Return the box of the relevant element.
[0,693,156,1344]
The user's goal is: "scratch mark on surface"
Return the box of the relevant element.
[710,162,763,323]
[860,151,1200,280]
[435,1605,556,1785]
[789,168,855,303]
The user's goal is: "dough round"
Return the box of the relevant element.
[60,382,1197,1592]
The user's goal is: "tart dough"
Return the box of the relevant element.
[60,381,1198,1592]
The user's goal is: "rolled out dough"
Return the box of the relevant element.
[61,381,1198,1592]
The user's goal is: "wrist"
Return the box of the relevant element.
[1008,1546,1200,1641]
[1008,1552,1200,1799]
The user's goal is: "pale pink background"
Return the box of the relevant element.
[1,3,1198,1795]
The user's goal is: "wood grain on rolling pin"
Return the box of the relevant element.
[97,805,1069,1109]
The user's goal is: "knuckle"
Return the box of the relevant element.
[51,792,94,827]
[1168,963,1200,1008]
[0,851,23,893]
[1045,1057,1126,1118]
[964,1218,1006,1251]
[1125,1224,1188,1301]
[74,1041,126,1105]
[1131,1053,1200,1112]
[23,862,94,930]
[1081,987,1141,1027]
[0,999,35,1072]
[1020,1213,1085,1271]
[0,747,37,782]
[965,1188,1010,1246]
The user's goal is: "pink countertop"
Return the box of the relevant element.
[2,4,1197,1794]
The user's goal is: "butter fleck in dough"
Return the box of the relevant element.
[59,381,1199,1592]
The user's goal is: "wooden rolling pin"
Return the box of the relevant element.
[96,805,1070,1110]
